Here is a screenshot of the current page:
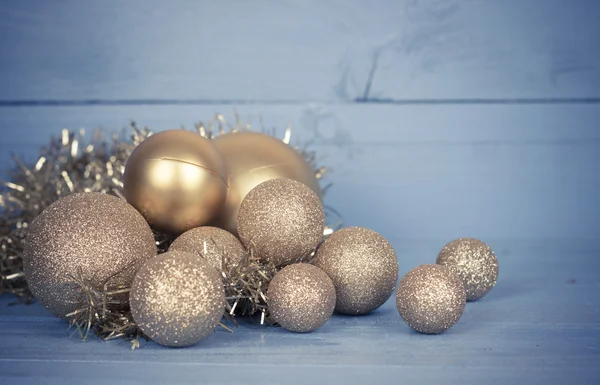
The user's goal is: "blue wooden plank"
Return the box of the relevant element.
[0,0,599,102]
[1,239,599,385]
[1,104,599,240]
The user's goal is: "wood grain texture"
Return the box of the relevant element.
[1,104,599,240]
[0,0,599,102]
[1,239,599,385]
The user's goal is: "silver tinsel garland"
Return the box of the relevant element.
[0,115,339,348]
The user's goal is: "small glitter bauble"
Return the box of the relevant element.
[211,131,322,236]
[436,238,499,301]
[123,129,228,235]
[23,192,156,319]
[396,264,466,334]
[312,227,398,315]
[237,178,324,267]
[169,226,245,272]
[267,263,336,332]
[130,250,225,348]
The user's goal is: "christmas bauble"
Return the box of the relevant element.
[130,250,225,348]
[396,264,466,334]
[123,129,228,235]
[312,227,398,315]
[211,131,321,236]
[23,192,156,319]
[436,238,499,301]
[267,263,336,332]
[237,178,324,267]
[169,226,245,272]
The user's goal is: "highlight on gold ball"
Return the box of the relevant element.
[123,129,229,235]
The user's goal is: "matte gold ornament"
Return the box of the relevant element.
[169,226,245,272]
[436,238,499,301]
[237,178,324,267]
[396,264,466,334]
[123,129,228,235]
[267,263,336,332]
[313,227,398,315]
[130,250,225,348]
[211,131,321,236]
[23,192,156,319]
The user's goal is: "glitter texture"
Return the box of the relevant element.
[312,227,398,315]
[23,192,156,319]
[267,263,335,332]
[130,250,225,347]
[237,178,324,267]
[169,226,245,272]
[396,264,466,334]
[436,238,499,301]
[211,131,322,237]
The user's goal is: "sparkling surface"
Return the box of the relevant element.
[237,178,324,267]
[212,131,322,237]
[169,226,245,272]
[436,238,499,301]
[267,263,336,332]
[130,250,225,348]
[22,192,156,319]
[396,264,466,334]
[312,227,398,315]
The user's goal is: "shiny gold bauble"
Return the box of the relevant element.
[237,178,324,267]
[169,226,246,272]
[211,131,321,236]
[23,192,157,319]
[123,129,228,235]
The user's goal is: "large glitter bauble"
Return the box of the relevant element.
[267,263,336,332]
[130,250,225,348]
[313,227,398,315]
[169,226,245,272]
[396,264,466,334]
[23,192,156,319]
[237,178,324,267]
[123,129,228,235]
[436,238,499,301]
[211,131,321,236]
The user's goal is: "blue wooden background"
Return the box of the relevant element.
[1,1,599,384]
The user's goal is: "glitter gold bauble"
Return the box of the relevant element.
[267,263,336,332]
[169,226,245,272]
[436,238,499,301]
[237,178,324,267]
[211,131,321,236]
[312,227,398,315]
[123,129,228,235]
[23,192,156,319]
[396,264,466,334]
[130,250,225,348]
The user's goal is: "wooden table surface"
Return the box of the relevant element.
[1,1,599,384]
